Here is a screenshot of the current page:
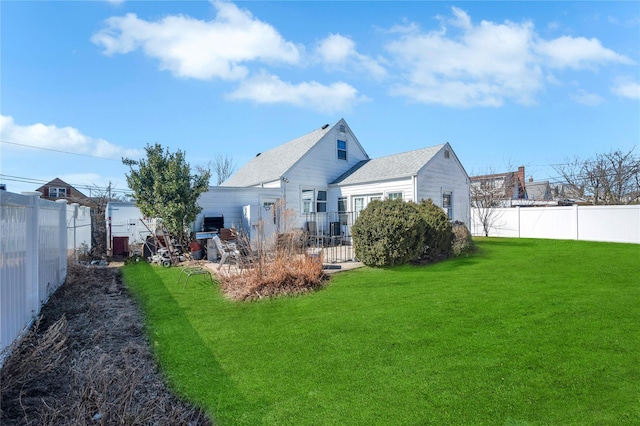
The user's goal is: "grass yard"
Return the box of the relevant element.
[122,238,640,425]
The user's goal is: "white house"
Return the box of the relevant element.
[216,118,470,236]
[107,119,470,258]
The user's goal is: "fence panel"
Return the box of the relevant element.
[1,192,68,359]
[519,206,576,240]
[0,192,30,357]
[472,205,640,244]
[578,205,640,243]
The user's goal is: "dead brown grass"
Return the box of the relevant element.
[219,235,326,301]
[0,262,211,425]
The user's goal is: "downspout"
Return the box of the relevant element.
[467,176,472,229]
[413,175,418,203]
[281,176,289,231]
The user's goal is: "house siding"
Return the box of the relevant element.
[330,177,415,211]
[280,123,369,227]
[201,121,471,235]
[196,187,283,231]
[416,148,470,226]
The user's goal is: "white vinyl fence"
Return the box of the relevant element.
[1,191,71,360]
[472,204,640,244]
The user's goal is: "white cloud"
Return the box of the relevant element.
[536,36,633,70]
[0,115,142,159]
[91,1,300,81]
[226,71,366,114]
[384,7,634,108]
[570,89,605,106]
[611,78,640,99]
[317,34,355,65]
[386,8,542,107]
[315,34,387,80]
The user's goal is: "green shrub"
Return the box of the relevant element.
[351,199,426,267]
[451,221,475,257]
[417,199,452,258]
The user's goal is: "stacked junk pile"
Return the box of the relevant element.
[138,214,235,267]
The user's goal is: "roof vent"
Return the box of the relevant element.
[256,152,261,157]
[321,124,329,129]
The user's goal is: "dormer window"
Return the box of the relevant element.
[49,187,67,198]
[337,139,347,160]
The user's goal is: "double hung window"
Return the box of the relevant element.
[337,140,347,160]
[302,189,328,213]
[338,197,347,225]
[443,192,453,219]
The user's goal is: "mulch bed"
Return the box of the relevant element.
[0,263,212,425]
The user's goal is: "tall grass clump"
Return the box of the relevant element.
[217,203,325,301]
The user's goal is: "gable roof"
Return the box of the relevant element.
[525,180,551,200]
[331,144,446,186]
[221,122,337,187]
[36,177,89,199]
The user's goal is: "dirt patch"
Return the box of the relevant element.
[1,263,212,425]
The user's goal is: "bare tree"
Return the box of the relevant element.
[213,154,237,185]
[554,148,640,205]
[552,156,586,200]
[469,164,524,237]
[470,177,508,237]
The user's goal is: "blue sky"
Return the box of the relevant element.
[1,0,638,197]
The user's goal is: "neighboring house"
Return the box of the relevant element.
[525,178,552,202]
[36,177,96,208]
[470,166,527,207]
[217,118,470,235]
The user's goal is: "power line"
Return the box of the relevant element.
[0,174,134,197]
[0,139,123,161]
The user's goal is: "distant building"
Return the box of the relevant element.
[470,166,527,207]
[525,177,552,201]
[35,177,97,208]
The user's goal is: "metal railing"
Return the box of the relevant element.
[302,211,358,264]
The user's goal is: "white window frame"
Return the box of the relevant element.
[442,191,453,219]
[337,139,347,161]
[316,190,327,213]
[387,191,403,200]
[338,196,348,225]
[301,189,328,213]
[352,194,383,218]
[49,187,67,198]
[301,189,314,213]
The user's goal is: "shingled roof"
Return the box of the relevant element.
[220,123,335,187]
[331,144,446,185]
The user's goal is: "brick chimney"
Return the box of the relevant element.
[517,166,526,198]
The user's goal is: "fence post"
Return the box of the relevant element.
[22,192,41,320]
[574,204,579,240]
[516,206,521,238]
[57,199,69,273]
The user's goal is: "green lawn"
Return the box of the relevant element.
[122,238,640,425]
